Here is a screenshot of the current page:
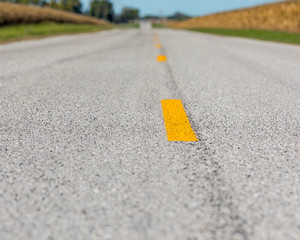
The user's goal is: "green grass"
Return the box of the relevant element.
[0,23,113,43]
[127,23,140,28]
[116,23,140,29]
[152,23,164,28]
[188,28,300,45]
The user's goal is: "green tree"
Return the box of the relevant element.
[90,0,114,22]
[58,0,82,13]
[49,0,59,8]
[119,7,139,23]
[168,12,190,21]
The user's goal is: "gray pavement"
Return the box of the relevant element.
[0,25,300,240]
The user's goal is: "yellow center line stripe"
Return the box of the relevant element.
[154,36,160,44]
[161,99,198,142]
[156,44,162,48]
[157,55,167,62]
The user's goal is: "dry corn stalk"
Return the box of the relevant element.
[0,2,107,26]
[170,1,300,33]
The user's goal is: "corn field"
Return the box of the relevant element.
[0,2,107,26]
[170,1,300,33]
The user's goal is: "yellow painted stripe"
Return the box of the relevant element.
[157,55,167,62]
[154,34,159,42]
[156,44,162,48]
[161,99,198,142]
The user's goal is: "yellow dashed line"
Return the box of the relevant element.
[156,44,162,48]
[157,55,167,62]
[161,99,198,142]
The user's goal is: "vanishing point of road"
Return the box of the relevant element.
[1,23,300,240]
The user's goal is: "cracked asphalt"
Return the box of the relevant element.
[1,24,300,240]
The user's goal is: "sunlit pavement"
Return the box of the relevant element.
[1,23,300,239]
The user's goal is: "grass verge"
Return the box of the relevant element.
[0,23,113,43]
[188,28,300,45]
[117,23,140,29]
[128,23,140,28]
[152,23,164,28]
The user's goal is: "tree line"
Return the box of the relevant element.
[1,0,140,23]
[90,0,139,23]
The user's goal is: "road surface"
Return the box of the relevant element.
[1,24,300,240]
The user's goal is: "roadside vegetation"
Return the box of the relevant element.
[0,1,140,25]
[170,1,300,33]
[164,1,300,45]
[126,23,140,28]
[152,23,164,28]
[0,23,113,43]
[0,1,140,43]
[0,2,106,25]
[189,28,300,45]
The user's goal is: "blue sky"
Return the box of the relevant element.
[82,0,281,16]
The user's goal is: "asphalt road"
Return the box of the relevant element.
[1,24,300,240]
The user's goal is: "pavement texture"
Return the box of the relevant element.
[1,24,300,240]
